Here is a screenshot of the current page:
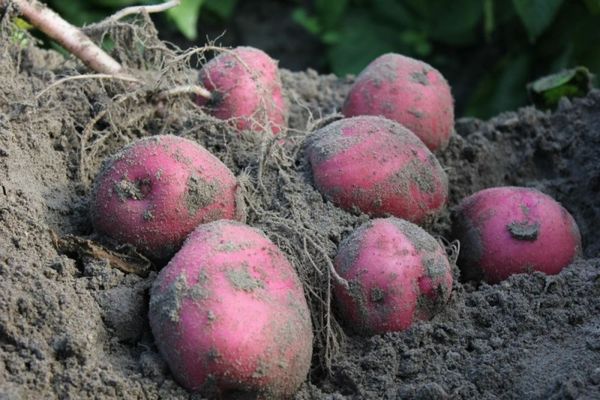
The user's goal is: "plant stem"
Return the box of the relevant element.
[3,0,124,75]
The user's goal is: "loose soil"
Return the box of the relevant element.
[1,16,599,400]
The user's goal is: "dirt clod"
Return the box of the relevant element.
[507,220,540,241]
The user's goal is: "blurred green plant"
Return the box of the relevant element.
[10,17,33,48]
[527,66,593,110]
[46,0,237,40]
[293,0,600,117]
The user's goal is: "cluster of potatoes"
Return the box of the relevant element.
[90,47,582,398]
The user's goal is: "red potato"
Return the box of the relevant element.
[342,53,454,151]
[453,186,582,284]
[196,46,288,134]
[334,217,453,335]
[90,135,240,261]
[306,116,448,225]
[148,220,313,398]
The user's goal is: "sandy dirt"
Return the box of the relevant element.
[0,15,599,400]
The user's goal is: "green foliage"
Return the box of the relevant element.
[204,0,238,20]
[11,18,33,48]
[583,0,600,13]
[467,54,532,118]
[36,0,600,118]
[166,0,204,40]
[164,0,237,39]
[294,0,600,118]
[527,67,593,109]
[326,12,398,75]
[512,0,564,41]
[46,0,238,40]
[93,0,141,7]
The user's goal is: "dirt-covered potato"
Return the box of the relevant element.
[334,217,453,335]
[148,220,313,398]
[196,46,288,134]
[342,53,454,151]
[306,116,448,225]
[90,135,240,261]
[453,186,582,283]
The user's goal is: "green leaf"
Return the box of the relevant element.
[399,31,431,57]
[583,0,600,14]
[166,0,204,40]
[48,0,106,26]
[373,0,483,46]
[527,67,593,109]
[92,0,142,7]
[14,17,33,30]
[466,54,532,118]
[204,0,238,20]
[315,0,348,30]
[371,0,416,27]
[418,0,484,46]
[10,19,32,48]
[321,31,341,45]
[327,12,398,75]
[512,0,564,41]
[292,8,322,35]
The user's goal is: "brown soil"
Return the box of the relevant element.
[1,16,599,400]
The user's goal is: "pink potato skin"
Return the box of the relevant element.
[306,116,448,224]
[196,46,288,134]
[334,218,453,335]
[148,220,313,398]
[453,186,582,284]
[90,135,239,261]
[342,53,454,151]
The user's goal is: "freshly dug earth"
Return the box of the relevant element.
[1,18,599,400]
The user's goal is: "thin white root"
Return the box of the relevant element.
[303,234,349,290]
[5,0,124,75]
[156,85,212,101]
[35,73,141,99]
[108,0,180,22]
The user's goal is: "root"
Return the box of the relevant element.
[155,85,212,101]
[35,73,141,99]
[83,0,180,36]
[109,0,179,22]
[79,95,132,184]
[242,135,347,371]
[439,236,461,265]
[6,0,211,102]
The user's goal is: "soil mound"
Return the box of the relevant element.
[1,16,599,399]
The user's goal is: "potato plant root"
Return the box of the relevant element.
[1,15,600,400]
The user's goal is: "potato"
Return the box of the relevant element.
[306,115,448,225]
[453,186,582,283]
[342,53,454,151]
[196,46,288,134]
[90,135,240,261]
[334,217,453,335]
[148,220,313,398]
